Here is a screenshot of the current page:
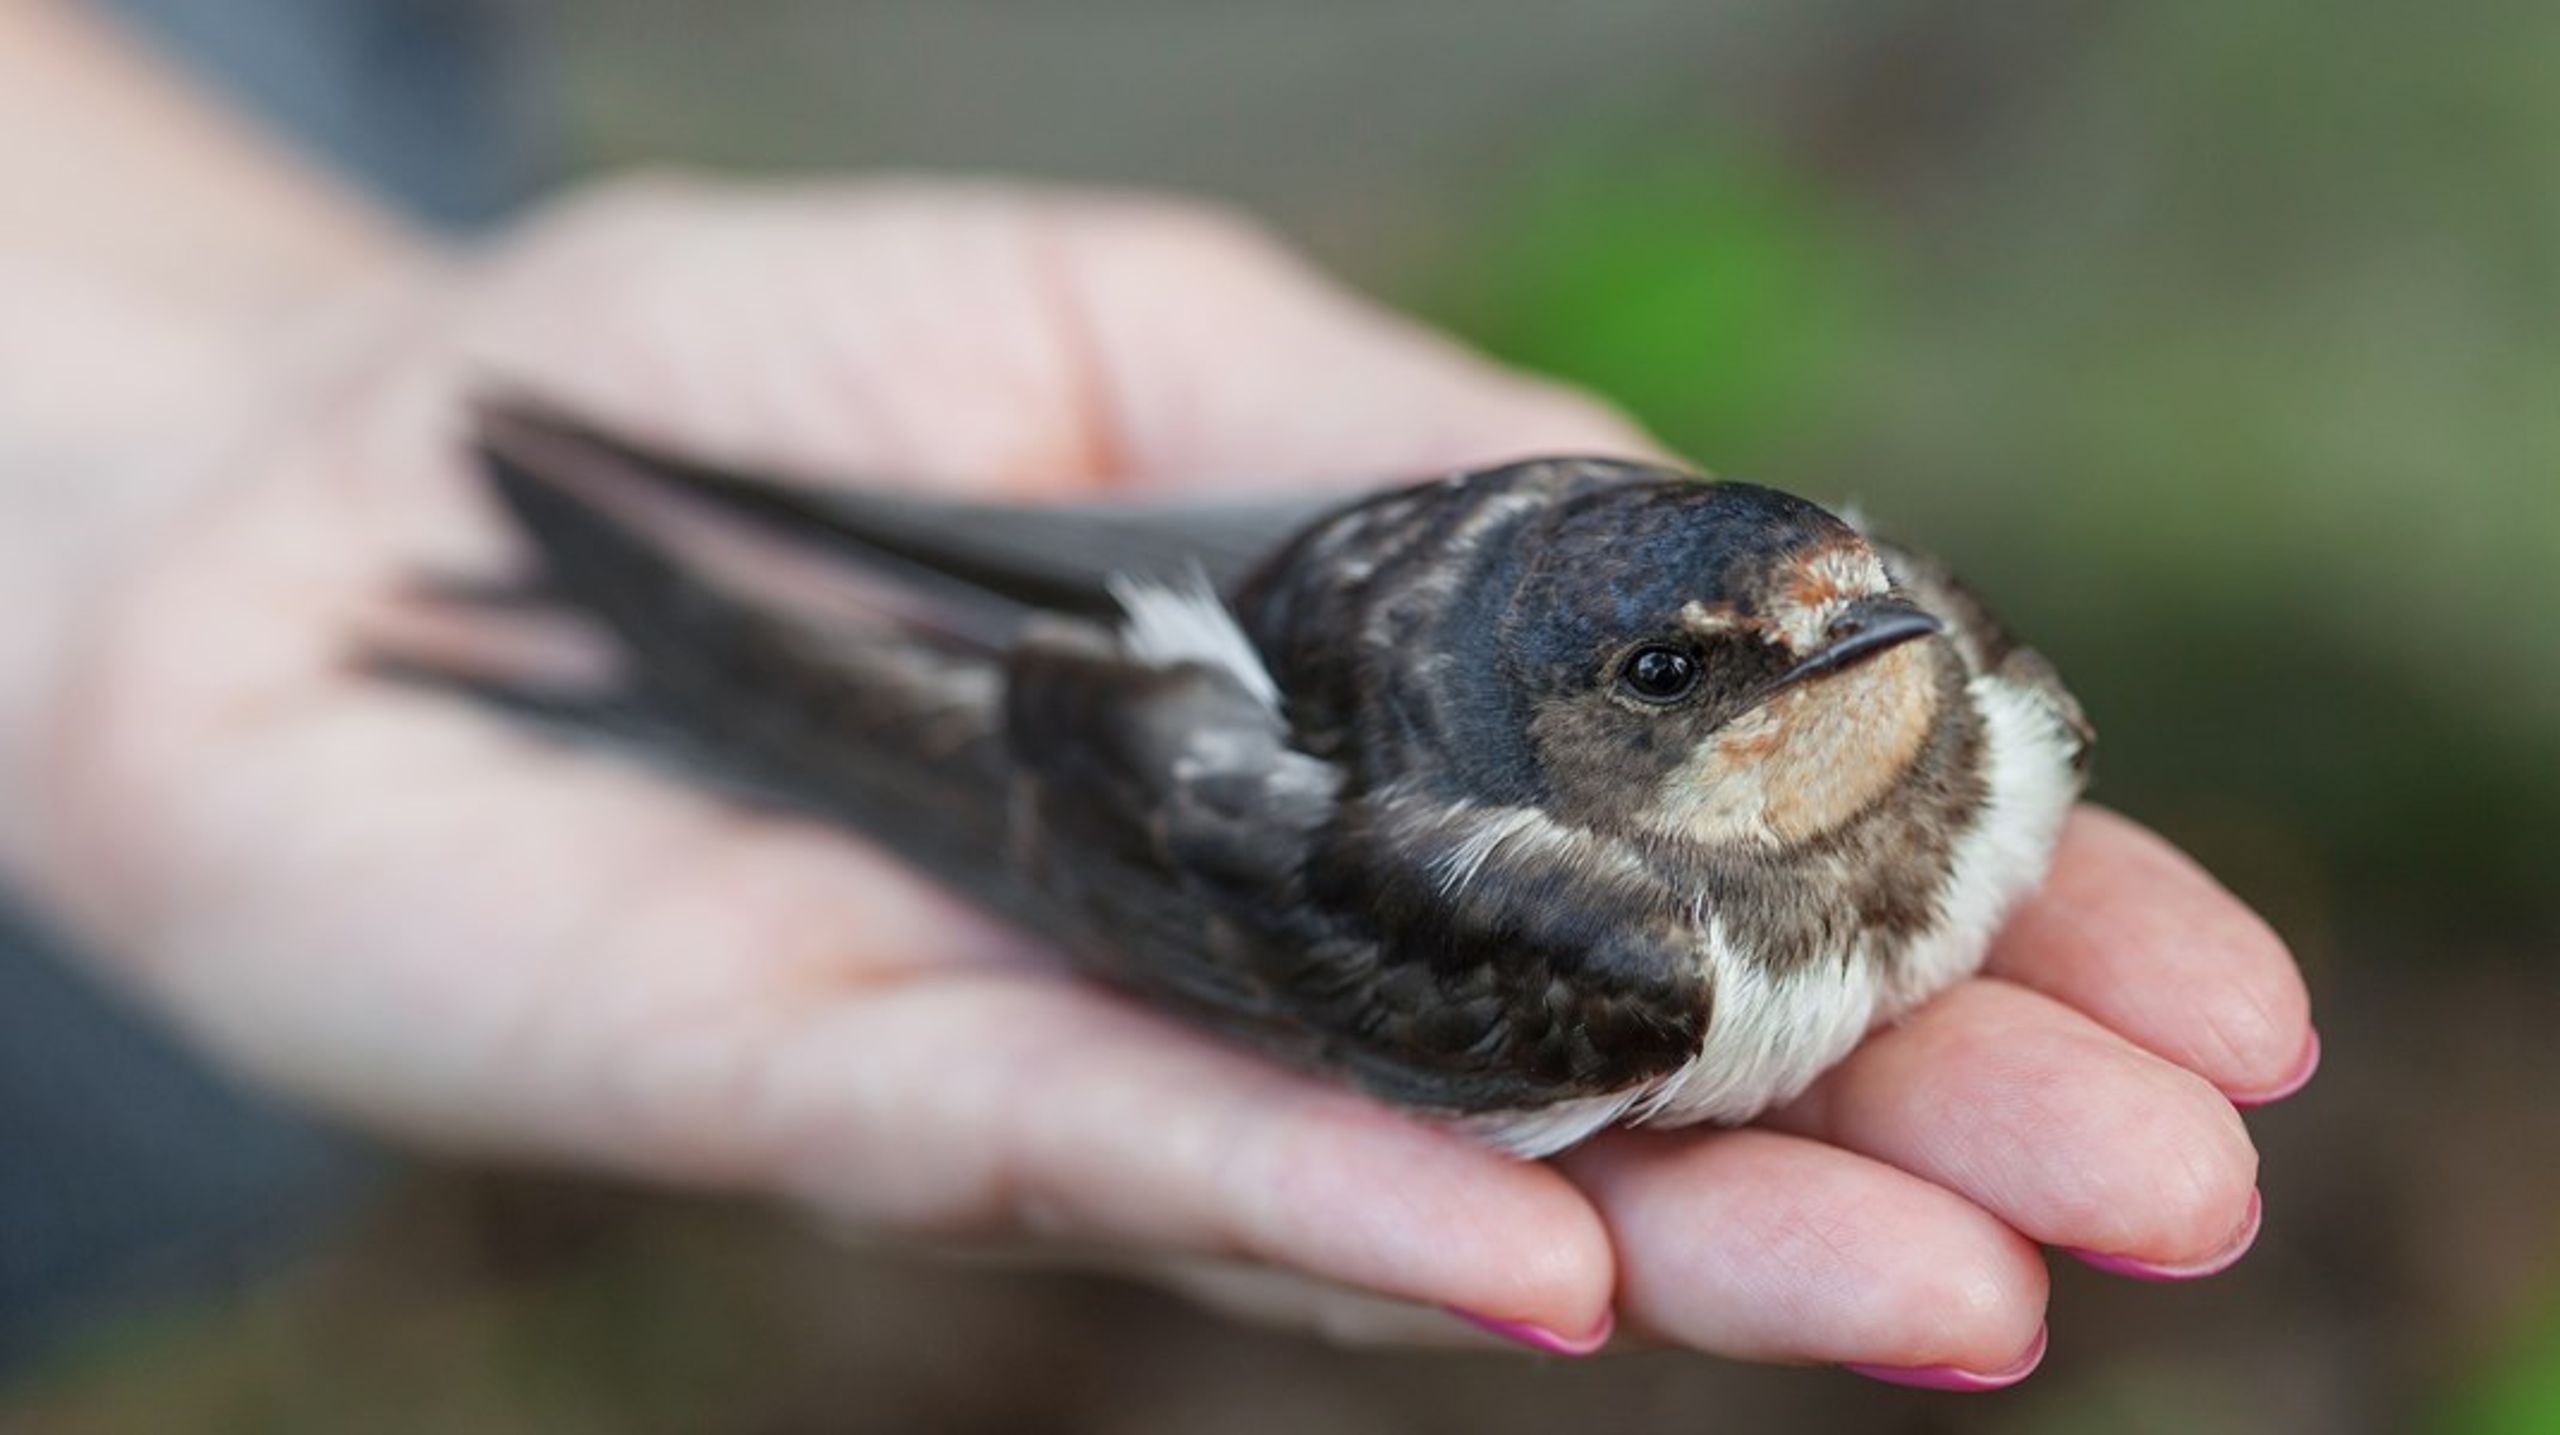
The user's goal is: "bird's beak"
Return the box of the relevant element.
[1768,596,1943,694]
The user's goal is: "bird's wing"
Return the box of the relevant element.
[368,402,1057,926]
[1003,628,1708,1124]
[997,634,1346,1026]
[384,400,1704,1141]
[470,397,1346,619]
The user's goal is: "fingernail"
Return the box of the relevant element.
[1845,1323,2048,1391]
[2069,1186,2263,1281]
[1446,1305,1615,1356]
[2231,1029,2321,1108]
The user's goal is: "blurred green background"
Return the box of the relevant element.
[10,0,2558,1431]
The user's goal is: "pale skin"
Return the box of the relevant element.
[0,1,2314,1381]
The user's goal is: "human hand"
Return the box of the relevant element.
[14,179,2314,1380]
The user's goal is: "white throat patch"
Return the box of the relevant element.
[1463,664,2084,1159]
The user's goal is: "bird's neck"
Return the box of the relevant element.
[1665,652,1990,973]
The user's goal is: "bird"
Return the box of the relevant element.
[378,400,2093,1159]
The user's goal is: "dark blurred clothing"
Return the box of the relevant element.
[1,0,555,1372]
[105,0,557,227]
[0,902,368,1370]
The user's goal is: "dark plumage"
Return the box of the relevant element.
[375,400,2091,1156]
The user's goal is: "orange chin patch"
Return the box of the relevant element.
[1754,643,1938,844]
[1657,640,1940,848]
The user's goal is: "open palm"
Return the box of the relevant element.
[32,180,2313,1381]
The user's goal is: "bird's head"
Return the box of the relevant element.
[1499,479,1953,851]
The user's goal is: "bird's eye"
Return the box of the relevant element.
[1618,645,1701,704]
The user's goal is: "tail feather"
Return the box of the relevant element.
[377,415,1050,929]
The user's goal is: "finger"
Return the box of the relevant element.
[450,178,1139,498]
[739,977,1619,1346]
[1561,1128,2049,1380]
[347,690,1623,1339]
[1044,198,1668,485]
[845,1241,1590,1355]
[1133,1254,1534,1350]
[1772,979,2263,1274]
[1986,806,2316,1103]
[450,179,1665,507]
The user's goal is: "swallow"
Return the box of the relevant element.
[378,401,2093,1158]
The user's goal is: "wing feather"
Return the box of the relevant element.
[386,399,1707,1142]
[477,396,1338,616]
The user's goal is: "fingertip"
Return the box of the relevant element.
[2193,990,2317,1106]
[1847,1323,2049,1392]
[1995,806,2315,1100]
[2055,1060,2264,1267]
[1565,1130,2048,1373]
[1781,980,2263,1271]
[1239,1090,1618,1336]
[2046,1048,2264,1264]
[1445,1304,1617,1357]
[2128,832,2314,1095]
[2068,1186,2263,1281]
[2230,1028,2321,1108]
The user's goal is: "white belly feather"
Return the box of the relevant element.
[1465,669,2085,1159]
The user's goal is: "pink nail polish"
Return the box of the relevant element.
[2231,1029,2321,1108]
[2069,1187,2263,1281]
[1846,1323,2048,1391]
[1447,1305,1615,1356]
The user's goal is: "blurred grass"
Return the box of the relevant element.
[1414,148,1881,470]
[2440,1299,2560,1435]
